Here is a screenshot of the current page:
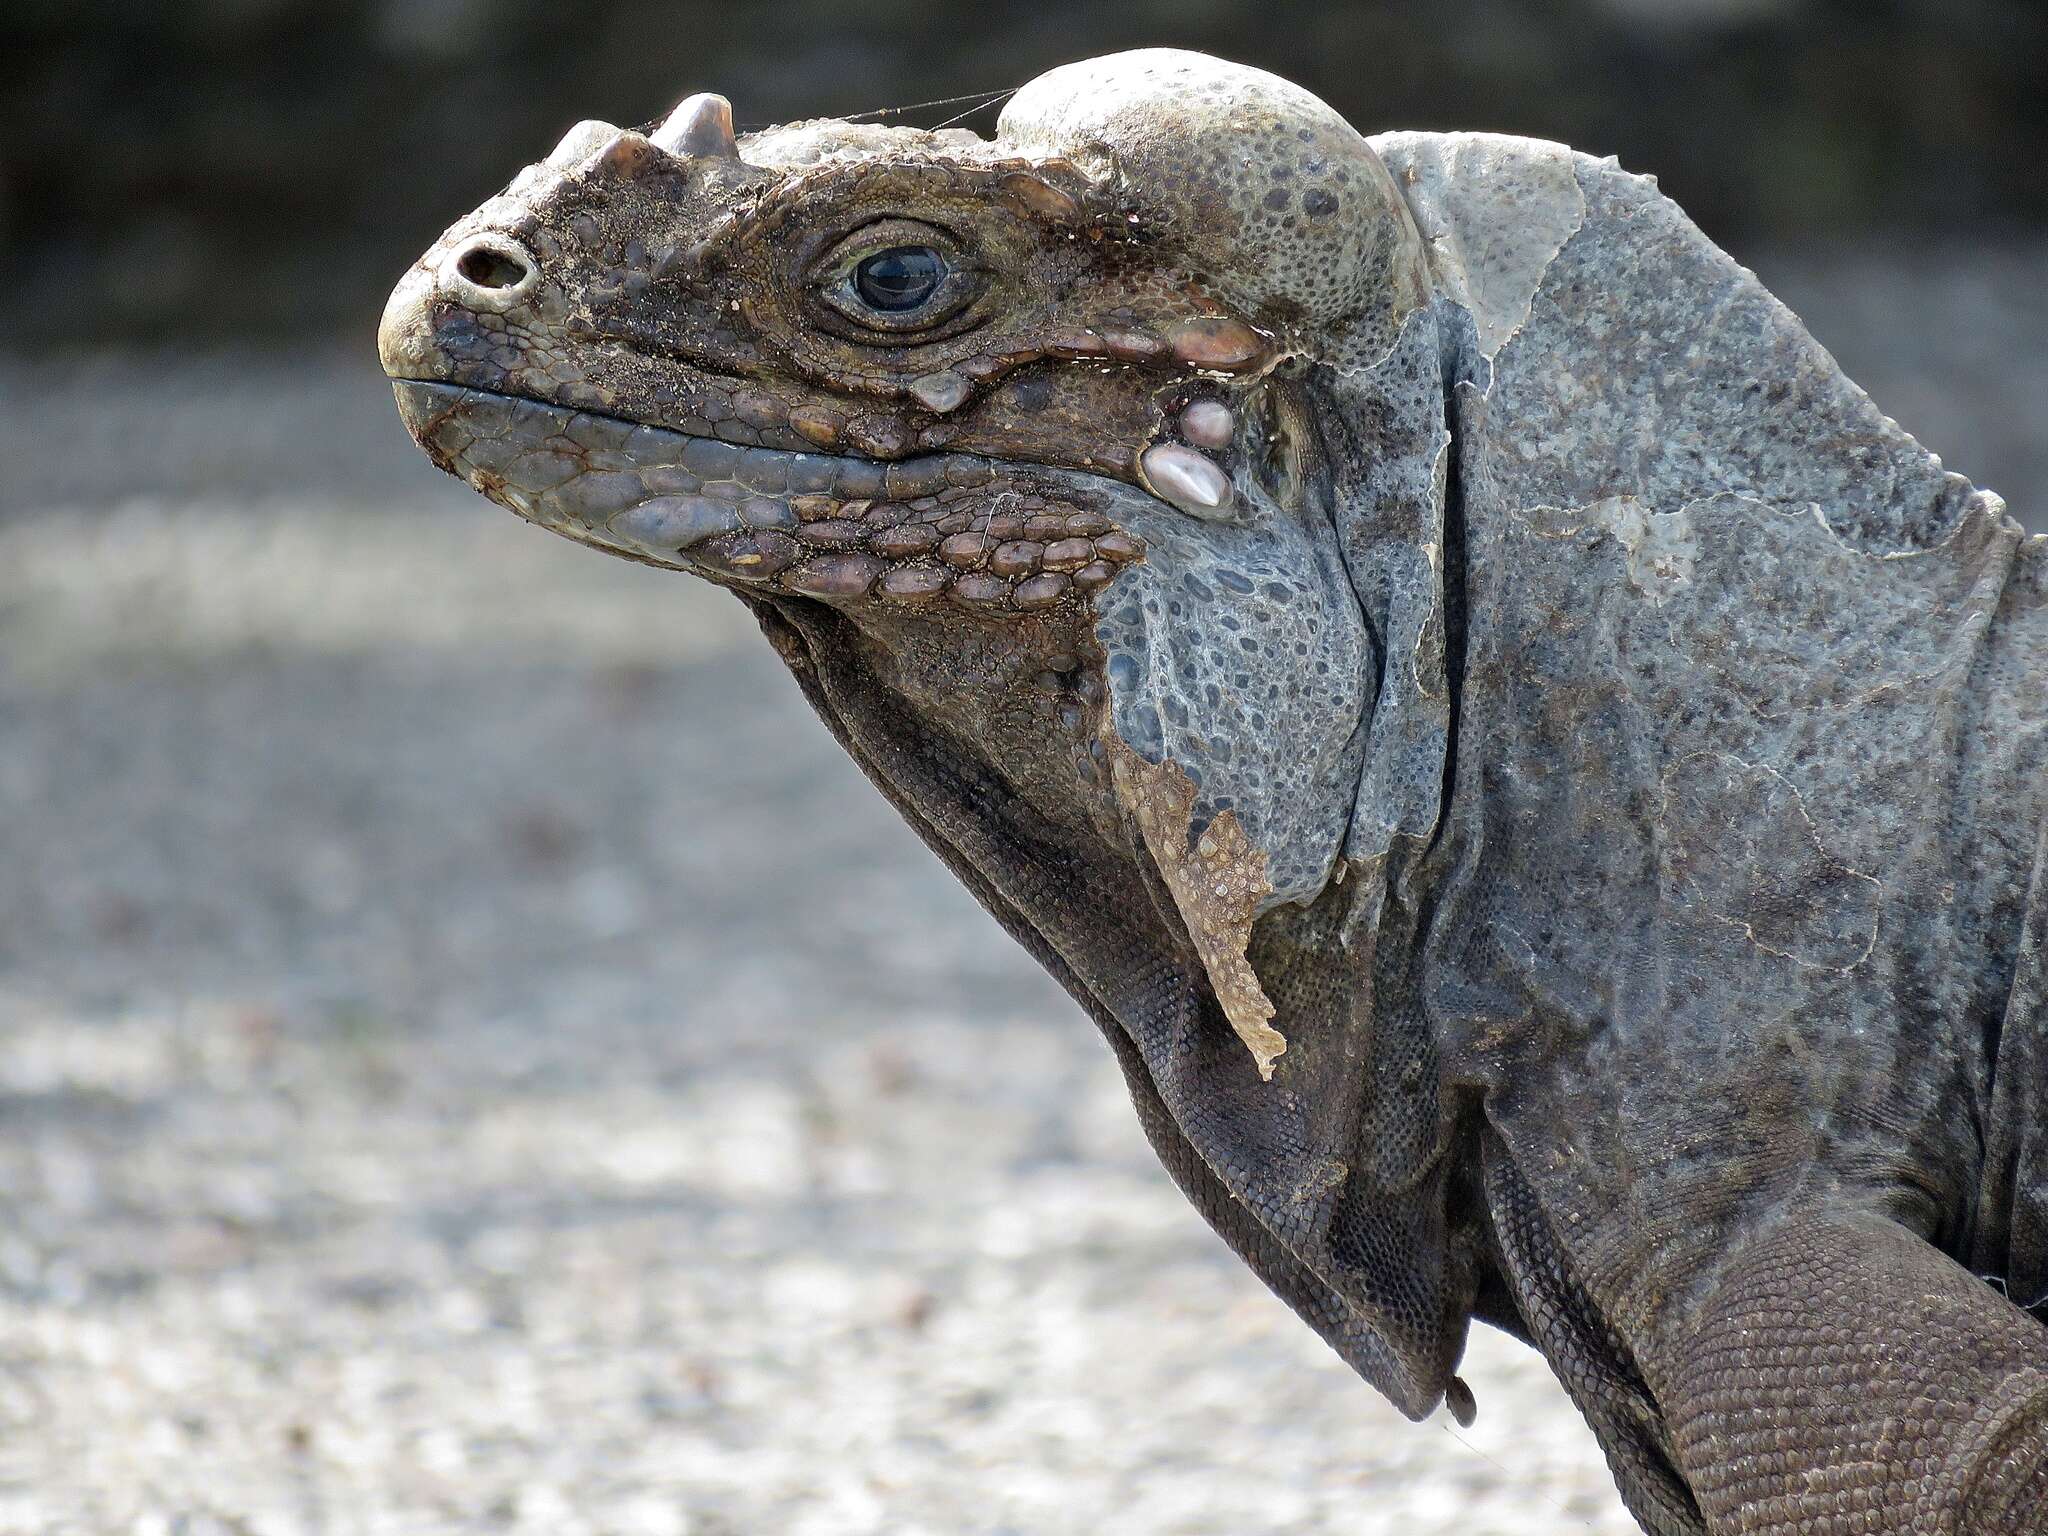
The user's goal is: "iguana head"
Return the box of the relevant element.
[382,49,1468,1416]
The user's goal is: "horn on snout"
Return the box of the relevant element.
[997,49,1428,356]
[651,92,739,160]
[547,119,624,167]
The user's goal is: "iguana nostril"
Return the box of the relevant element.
[443,235,538,308]
[455,246,528,289]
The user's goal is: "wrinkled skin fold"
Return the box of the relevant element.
[382,49,2048,1534]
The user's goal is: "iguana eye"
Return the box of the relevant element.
[817,219,984,338]
[854,246,948,312]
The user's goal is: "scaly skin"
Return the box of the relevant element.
[383,49,2048,1535]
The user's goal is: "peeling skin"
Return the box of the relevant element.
[1521,496,1698,602]
[1109,742,1285,1077]
[382,47,2048,1504]
[1375,131,1586,363]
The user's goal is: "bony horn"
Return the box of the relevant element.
[651,93,739,160]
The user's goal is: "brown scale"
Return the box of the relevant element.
[698,498,1144,612]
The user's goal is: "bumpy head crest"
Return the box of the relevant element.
[999,49,1428,364]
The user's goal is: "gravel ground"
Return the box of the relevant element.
[0,243,2041,1535]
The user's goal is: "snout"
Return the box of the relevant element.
[377,231,541,383]
[376,264,443,381]
[389,379,824,575]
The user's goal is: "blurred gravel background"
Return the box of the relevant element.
[3,1,2046,1531]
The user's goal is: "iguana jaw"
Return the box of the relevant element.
[389,379,1144,612]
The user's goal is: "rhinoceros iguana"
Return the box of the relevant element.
[378,47,2048,1534]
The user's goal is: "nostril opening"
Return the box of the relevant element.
[456,244,530,290]
[443,235,538,309]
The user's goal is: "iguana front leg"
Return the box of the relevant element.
[1660,1210,2048,1533]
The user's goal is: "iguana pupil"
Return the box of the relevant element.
[853,245,947,311]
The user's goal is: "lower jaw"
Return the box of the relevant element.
[391,380,1142,611]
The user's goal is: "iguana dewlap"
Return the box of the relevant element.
[381,49,2048,1535]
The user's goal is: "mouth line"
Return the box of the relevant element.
[389,370,859,460]
[391,379,1143,609]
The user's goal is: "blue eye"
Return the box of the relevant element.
[853,246,948,311]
